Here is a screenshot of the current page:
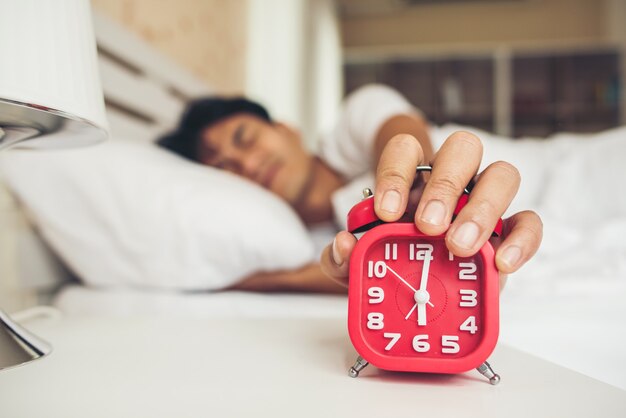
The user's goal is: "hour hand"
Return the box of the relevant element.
[417,303,427,326]
[414,289,430,325]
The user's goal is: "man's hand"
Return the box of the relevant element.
[320,130,543,289]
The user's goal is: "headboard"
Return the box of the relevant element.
[93,12,210,142]
[0,11,211,312]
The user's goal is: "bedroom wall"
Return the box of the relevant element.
[341,0,609,50]
[90,0,342,142]
[91,0,248,94]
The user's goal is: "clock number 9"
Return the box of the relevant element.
[367,287,384,304]
[412,334,430,353]
[367,261,387,278]
[367,312,384,330]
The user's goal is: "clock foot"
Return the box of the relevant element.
[348,356,369,378]
[476,361,500,385]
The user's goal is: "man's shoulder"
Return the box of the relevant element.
[343,83,406,107]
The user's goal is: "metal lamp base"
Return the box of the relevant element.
[0,97,106,151]
[0,309,51,371]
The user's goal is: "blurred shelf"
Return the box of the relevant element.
[344,48,622,138]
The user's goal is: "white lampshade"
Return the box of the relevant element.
[0,0,108,150]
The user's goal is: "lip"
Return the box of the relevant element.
[260,160,282,189]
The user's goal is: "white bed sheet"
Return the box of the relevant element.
[54,286,348,319]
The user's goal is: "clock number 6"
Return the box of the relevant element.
[412,334,430,353]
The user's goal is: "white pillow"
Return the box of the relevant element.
[0,139,314,290]
[538,126,626,225]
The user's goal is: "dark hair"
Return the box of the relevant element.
[157,97,271,161]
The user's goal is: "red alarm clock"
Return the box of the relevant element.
[347,166,502,384]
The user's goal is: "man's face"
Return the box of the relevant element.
[198,113,313,205]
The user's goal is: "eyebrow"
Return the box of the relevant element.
[233,123,245,146]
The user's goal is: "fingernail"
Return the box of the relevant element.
[332,238,344,266]
[420,200,446,226]
[381,190,402,214]
[501,246,522,269]
[451,221,480,250]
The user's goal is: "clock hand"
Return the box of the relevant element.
[385,263,434,308]
[405,303,417,320]
[385,264,417,293]
[414,249,433,325]
[385,263,435,313]
[417,302,427,326]
[418,250,432,292]
[407,290,431,325]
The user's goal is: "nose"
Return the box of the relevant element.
[220,146,263,180]
[239,150,264,179]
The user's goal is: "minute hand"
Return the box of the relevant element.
[385,263,434,308]
[419,252,432,291]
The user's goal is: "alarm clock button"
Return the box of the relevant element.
[347,191,503,236]
[347,197,382,234]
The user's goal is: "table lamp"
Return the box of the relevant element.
[0,0,108,370]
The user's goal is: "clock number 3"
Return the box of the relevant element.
[459,289,477,307]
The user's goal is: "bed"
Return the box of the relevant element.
[0,10,625,393]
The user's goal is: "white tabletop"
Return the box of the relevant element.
[1,316,625,418]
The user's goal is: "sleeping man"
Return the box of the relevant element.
[159,84,542,293]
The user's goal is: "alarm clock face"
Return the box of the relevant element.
[348,223,499,374]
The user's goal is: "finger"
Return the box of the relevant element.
[415,131,483,235]
[446,160,521,257]
[495,210,543,274]
[320,231,357,286]
[374,134,424,222]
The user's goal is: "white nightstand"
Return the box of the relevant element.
[1,315,624,417]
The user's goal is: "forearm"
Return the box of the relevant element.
[228,263,347,294]
[374,113,434,168]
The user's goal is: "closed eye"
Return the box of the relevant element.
[233,124,256,149]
